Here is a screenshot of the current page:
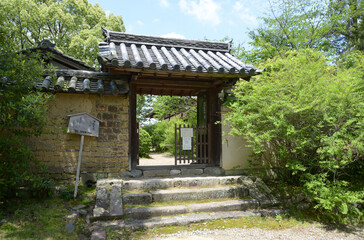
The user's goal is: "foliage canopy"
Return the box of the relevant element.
[1,0,125,65]
[241,0,364,63]
[0,15,54,200]
[226,49,364,223]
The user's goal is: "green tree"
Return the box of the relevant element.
[1,0,125,65]
[329,0,364,52]
[243,0,363,63]
[0,13,54,200]
[225,49,364,223]
[153,96,197,122]
[137,94,154,124]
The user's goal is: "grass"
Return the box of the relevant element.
[124,196,251,208]
[0,186,96,240]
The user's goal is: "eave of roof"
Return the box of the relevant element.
[99,27,259,77]
[25,39,96,71]
[36,70,129,95]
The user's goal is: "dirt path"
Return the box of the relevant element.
[139,152,175,166]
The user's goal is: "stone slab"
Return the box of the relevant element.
[151,186,247,202]
[170,169,181,176]
[204,167,225,176]
[123,193,152,205]
[122,176,242,191]
[124,205,188,219]
[91,228,106,240]
[181,168,203,175]
[143,169,170,177]
[188,199,259,213]
[123,199,260,220]
[109,184,123,216]
[120,170,142,178]
[93,207,107,218]
[96,209,284,230]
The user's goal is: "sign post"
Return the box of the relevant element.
[74,135,84,199]
[67,113,101,199]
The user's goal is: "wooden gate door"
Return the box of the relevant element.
[175,124,209,165]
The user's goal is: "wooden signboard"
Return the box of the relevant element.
[67,112,101,199]
[67,112,101,137]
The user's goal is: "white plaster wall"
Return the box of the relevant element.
[221,106,252,170]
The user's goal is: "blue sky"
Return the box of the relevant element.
[89,0,269,48]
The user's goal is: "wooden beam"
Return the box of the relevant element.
[104,66,250,79]
[134,84,204,91]
[134,79,213,88]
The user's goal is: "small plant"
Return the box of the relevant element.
[275,215,283,225]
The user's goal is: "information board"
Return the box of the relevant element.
[67,113,100,137]
[182,137,192,150]
[180,128,193,138]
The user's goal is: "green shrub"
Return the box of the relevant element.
[0,32,54,202]
[144,123,166,153]
[159,118,186,155]
[225,49,364,224]
[139,128,152,158]
[0,137,54,200]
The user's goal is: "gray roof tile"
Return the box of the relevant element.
[36,70,129,95]
[99,28,259,77]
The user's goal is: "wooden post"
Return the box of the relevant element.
[74,135,84,199]
[208,87,220,166]
[129,76,138,170]
[175,124,177,166]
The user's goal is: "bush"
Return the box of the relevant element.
[0,28,54,202]
[139,128,152,158]
[144,123,166,153]
[225,49,364,224]
[0,137,54,200]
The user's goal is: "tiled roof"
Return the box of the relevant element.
[99,27,258,76]
[26,40,96,71]
[36,70,129,95]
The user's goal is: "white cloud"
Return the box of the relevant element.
[136,20,144,26]
[153,18,160,23]
[232,1,258,26]
[179,0,221,26]
[161,32,186,39]
[159,0,170,8]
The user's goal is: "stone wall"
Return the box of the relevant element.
[26,93,129,182]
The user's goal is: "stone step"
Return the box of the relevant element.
[123,199,259,220]
[92,209,284,233]
[123,185,249,205]
[122,175,245,191]
[126,166,225,178]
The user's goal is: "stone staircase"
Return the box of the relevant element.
[91,175,281,239]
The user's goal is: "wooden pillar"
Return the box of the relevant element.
[207,86,221,166]
[129,75,138,170]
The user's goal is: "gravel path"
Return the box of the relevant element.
[147,225,364,240]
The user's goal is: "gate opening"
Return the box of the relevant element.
[137,94,210,166]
